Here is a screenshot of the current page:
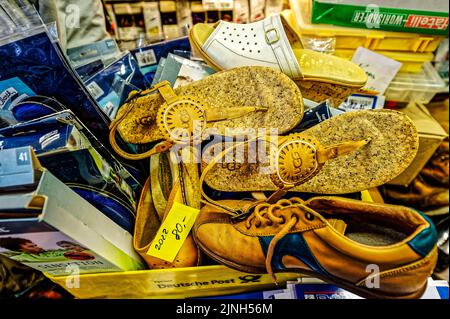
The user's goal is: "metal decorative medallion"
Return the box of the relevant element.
[275,139,318,186]
[157,96,207,144]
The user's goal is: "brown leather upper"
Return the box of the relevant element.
[193,196,437,298]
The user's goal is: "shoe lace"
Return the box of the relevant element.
[245,197,317,283]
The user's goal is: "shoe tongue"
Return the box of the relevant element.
[327,219,347,234]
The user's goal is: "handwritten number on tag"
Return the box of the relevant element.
[154,228,168,250]
[172,217,187,240]
[147,203,200,262]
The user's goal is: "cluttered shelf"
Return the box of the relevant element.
[0,0,448,300]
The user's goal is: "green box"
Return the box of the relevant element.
[311,0,449,35]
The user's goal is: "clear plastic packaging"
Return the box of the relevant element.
[0,0,43,41]
[385,62,448,103]
[286,0,444,53]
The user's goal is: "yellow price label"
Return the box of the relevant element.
[147,202,200,262]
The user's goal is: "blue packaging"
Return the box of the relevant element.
[292,101,345,132]
[0,31,111,147]
[85,53,147,120]
[67,39,120,68]
[0,111,141,234]
[75,59,105,81]
[131,36,192,85]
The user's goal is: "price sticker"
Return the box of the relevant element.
[203,0,234,10]
[147,202,200,262]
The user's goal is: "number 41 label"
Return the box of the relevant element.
[147,202,200,263]
[0,146,35,189]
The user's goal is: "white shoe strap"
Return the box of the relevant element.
[263,15,302,79]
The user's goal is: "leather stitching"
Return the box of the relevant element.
[355,250,436,286]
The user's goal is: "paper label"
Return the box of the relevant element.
[147,202,200,262]
[338,94,385,111]
[0,146,34,188]
[86,81,104,100]
[0,77,35,111]
[135,49,157,67]
[203,0,234,10]
[351,47,402,95]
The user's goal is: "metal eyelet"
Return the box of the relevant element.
[305,212,315,221]
[290,210,302,221]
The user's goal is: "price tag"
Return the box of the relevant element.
[147,202,200,262]
[338,94,386,111]
[0,146,37,189]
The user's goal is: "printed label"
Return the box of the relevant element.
[15,148,31,166]
[405,15,449,30]
[147,202,200,262]
[0,77,36,111]
[0,147,34,188]
[39,130,60,149]
[135,49,157,67]
[203,0,234,10]
[339,94,385,111]
[0,87,18,109]
[86,82,105,100]
[352,11,406,27]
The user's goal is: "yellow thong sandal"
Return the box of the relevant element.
[109,67,304,160]
[133,145,201,269]
[189,14,368,106]
[200,110,418,197]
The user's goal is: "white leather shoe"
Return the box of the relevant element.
[189,14,368,106]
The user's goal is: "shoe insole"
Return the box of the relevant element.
[191,23,367,86]
[345,222,408,247]
[116,66,304,145]
[202,109,418,194]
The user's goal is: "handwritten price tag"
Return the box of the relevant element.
[147,202,200,262]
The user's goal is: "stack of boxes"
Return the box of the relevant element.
[284,0,448,105]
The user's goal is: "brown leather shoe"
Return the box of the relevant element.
[384,177,449,210]
[421,152,449,188]
[193,197,438,299]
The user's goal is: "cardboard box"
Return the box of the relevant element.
[113,2,145,41]
[0,147,145,276]
[0,111,141,235]
[388,101,448,186]
[143,2,163,42]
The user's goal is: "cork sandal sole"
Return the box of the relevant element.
[202,109,419,194]
[296,80,361,107]
[116,66,304,145]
